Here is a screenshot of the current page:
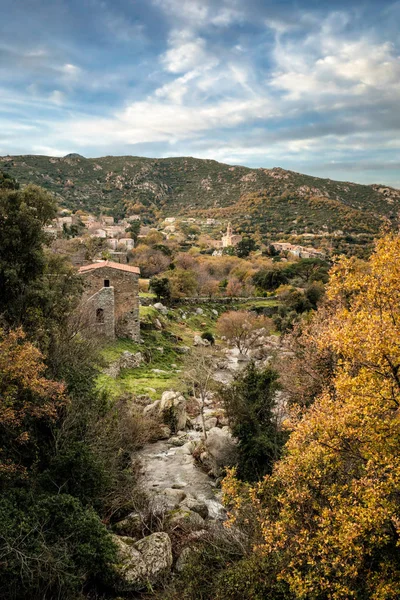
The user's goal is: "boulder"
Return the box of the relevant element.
[175,546,197,573]
[204,427,238,476]
[195,307,204,315]
[113,512,142,538]
[204,417,218,431]
[112,532,172,591]
[154,302,168,315]
[176,346,190,354]
[158,425,172,439]
[119,351,143,369]
[159,391,187,432]
[180,496,209,519]
[162,488,187,507]
[143,400,160,419]
[168,508,205,530]
[193,335,210,347]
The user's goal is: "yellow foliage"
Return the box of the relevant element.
[222,233,400,599]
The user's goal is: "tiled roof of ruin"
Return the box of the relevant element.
[78,260,140,275]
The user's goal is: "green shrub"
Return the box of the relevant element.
[0,490,116,600]
[201,331,215,345]
[219,363,287,482]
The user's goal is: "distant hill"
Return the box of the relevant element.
[1,154,399,246]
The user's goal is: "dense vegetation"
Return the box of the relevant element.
[2,167,400,599]
[0,175,151,599]
[1,154,399,245]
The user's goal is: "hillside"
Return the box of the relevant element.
[1,153,399,239]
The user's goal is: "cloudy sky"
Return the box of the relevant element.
[1,0,399,186]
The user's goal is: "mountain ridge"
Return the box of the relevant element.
[1,154,399,243]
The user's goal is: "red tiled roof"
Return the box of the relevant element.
[79,260,140,275]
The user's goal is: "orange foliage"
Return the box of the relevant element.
[0,328,67,478]
[223,233,400,599]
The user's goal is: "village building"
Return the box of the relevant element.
[222,222,242,248]
[213,222,243,249]
[272,242,325,259]
[118,238,135,250]
[101,216,115,226]
[78,260,140,341]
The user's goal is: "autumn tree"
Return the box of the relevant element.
[216,311,272,354]
[223,233,400,600]
[0,328,66,482]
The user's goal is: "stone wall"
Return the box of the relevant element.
[81,266,140,341]
[83,286,115,339]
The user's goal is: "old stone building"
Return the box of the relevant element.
[79,260,140,340]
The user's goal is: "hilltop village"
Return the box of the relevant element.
[45,208,326,270]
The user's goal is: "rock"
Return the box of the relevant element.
[176,346,190,354]
[158,425,172,439]
[195,307,204,315]
[112,532,172,591]
[119,351,143,369]
[154,302,168,315]
[152,368,168,374]
[105,351,144,377]
[162,488,187,506]
[204,417,218,431]
[156,346,164,354]
[168,508,205,530]
[113,512,142,538]
[175,546,197,573]
[212,309,218,316]
[159,391,187,432]
[154,318,163,330]
[204,427,238,476]
[179,441,195,455]
[104,362,121,378]
[169,436,186,447]
[143,400,160,419]
[237,353,250,362]
[180,497,209,519]
[194,335,210,347]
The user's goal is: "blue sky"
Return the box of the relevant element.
[1,0,399,186]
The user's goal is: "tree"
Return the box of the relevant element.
[220,363,286,481]
[0,183,57,326]
[184,347,217,439]
[216,311,272,355]
[236,236,258,258]
[223,233,400,599]
[168,268,198,299]
[0,328,67,482]
[126,219,140,243]
[150,276,171,301]
[286,257,330,284]
[253,268,288,291]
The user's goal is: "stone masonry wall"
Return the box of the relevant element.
[84,286,115,339]
[81,266,140,341]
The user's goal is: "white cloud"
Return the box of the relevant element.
[60,63,82,77]
[49,90,65,105]
[161,30,217,73]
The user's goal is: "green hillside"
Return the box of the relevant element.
[1,153,399,240]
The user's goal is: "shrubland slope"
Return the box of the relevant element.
[1,153,399,236]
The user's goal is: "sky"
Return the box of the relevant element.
[1,0,400,187]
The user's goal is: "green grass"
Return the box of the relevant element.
[96,300,279,400]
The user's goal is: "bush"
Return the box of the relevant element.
[0,491,116,600]
[215,552,293,600]
[219,363,287,481]
[201,331,215,345]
